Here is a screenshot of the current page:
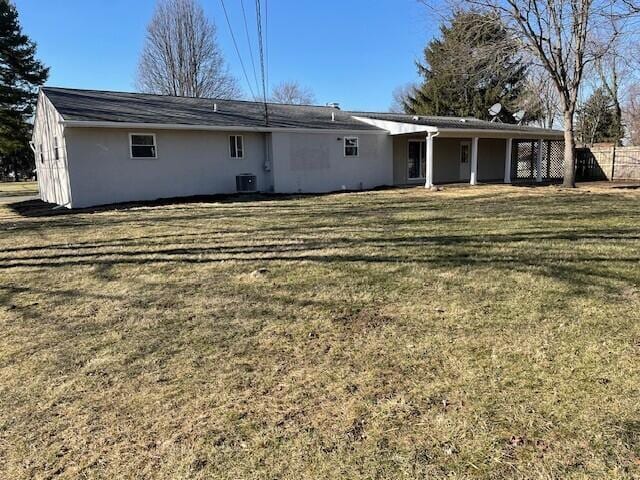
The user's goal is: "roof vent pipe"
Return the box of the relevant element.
[331,112,335,122]
[213,103,218,112]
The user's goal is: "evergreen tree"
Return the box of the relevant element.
[576,88,621,145]
[405,11,528,123]
[0,0,48,180]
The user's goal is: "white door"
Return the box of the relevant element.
[459,141,471,181]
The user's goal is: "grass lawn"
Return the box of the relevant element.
[1,185,639,479]
[0,181,38,197]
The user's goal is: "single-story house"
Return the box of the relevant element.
[32,87,564,208]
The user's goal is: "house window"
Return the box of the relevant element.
[54,137,60,160]
[129,133,157,158]
[230,135,244,158]
[344,137,359,157]
[39,143,44,164]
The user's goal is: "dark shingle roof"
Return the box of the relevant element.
[42,87,562,136]
[351,112,564,135]
[42,87,383,131]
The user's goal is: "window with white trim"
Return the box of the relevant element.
[129,133,157,158]
[230,135,244,159]
[39,143,44,163]
[344,137,359,157]
[54,137,60,160]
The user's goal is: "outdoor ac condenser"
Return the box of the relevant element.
[236,174,257,193]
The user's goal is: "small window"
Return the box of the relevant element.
[54,137,60,160]
[39,143,44,163]
[130,133,157,158]
[460,143,470,164]
[344,137,359,157]
[230,135,244,159]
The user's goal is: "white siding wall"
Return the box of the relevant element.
[270,132,393,193]
[32,92,72,205]
[64,128,269,208]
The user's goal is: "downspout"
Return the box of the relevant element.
[425,130,440,189]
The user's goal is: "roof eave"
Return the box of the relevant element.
[435,128,565,139]
[352,116,563,138]
[352,116,437,135]
[59,120,389,135]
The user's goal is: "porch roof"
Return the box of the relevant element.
[351,113,564,138]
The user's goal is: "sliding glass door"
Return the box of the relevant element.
[408,140,427,180]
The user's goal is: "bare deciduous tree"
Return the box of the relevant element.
[424,0,637,187]
[270,81,316,105]
[521,68,561,128]
[623,82,640,144]
[137,0,241,99]
[389,83,418,113]
[592,20,629,145]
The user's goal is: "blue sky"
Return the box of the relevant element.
[13,0,440,112]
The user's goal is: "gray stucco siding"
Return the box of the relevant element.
[271,132,393,193]
[65,128,268,208]
[392,136,507,184]
[477,138,507,182]
[433,138,466,183]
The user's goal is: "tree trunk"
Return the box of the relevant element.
[563,110,576,187]
[614,102,623,146]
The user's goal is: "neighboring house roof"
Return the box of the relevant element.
[42,87,383,132]
[41,86,562,137]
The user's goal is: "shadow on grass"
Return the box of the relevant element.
[617,420,640,455]
[2,187,639,296]
[0,236,638,294]
[6,186,398,218]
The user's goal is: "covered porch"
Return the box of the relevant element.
[353,114,565,187]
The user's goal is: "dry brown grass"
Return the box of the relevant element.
[0,181,38,197]
[0,185,639,479]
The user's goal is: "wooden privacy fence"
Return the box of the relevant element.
[577,145,640,181]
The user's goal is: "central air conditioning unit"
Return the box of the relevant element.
[236,174,257,193]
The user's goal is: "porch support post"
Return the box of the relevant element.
[536,139,543,183]
[425,133,434,188]
[470,137,479,185]
[504,138,512,183]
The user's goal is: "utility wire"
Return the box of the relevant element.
[219,0,256,100]
[255,0,269,124]
[264,0,269,94]
[240,0,261,98]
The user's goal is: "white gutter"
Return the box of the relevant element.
[425,131,440,189]
[59,120,389,135]
[352,116,563,139]
[352,116,437,134]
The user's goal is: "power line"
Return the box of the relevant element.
[255,0,269,124]
[219,0,256,100]
[264,0,269,95]
[239,0,261,97]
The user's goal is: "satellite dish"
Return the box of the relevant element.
[513,110,526,124]
[488,103,503,119]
